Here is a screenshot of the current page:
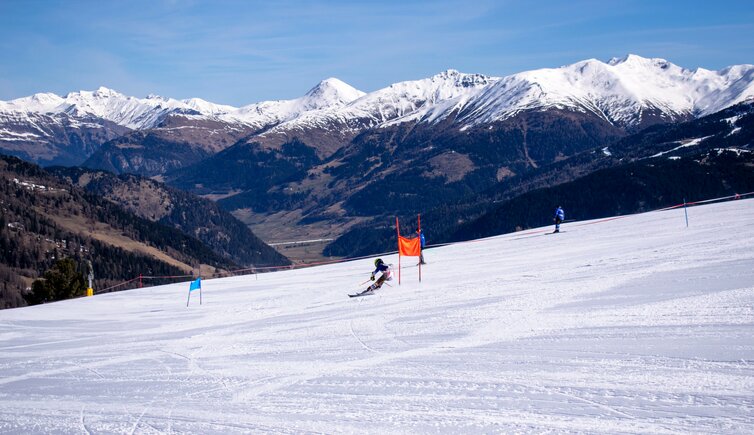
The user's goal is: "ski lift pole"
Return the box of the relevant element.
[86,260,94,297]
[683,198,689,228]
[417,214,421,283]
[396,217,401,285]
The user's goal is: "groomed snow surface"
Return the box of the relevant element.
[1,200,753,433]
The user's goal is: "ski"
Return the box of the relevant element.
[349,290,375,298]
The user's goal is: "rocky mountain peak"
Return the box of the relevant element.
[303,78,365,107]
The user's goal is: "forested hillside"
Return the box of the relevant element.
[50,167,290,268]
[324,102,754,257]
[0,155,237,308]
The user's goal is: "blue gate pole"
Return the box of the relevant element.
[683,198,689,228]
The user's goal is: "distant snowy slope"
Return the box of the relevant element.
[181,97,237,116]
[695,64,754,114]
[3,55,754,167]
[61,88,194,129]
[0,79,366,165]
[335,69,496,125]
[2,55,753,135]
[453,54,754,128]
[253,69,497,139]
[226,78,365,130]
[1,199,752,433]
[0,79,365,131]
[0,87,192,129]
[0,92,65,113]
[239,55,754,137]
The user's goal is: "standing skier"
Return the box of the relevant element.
[554,206,565,233]
[417,229,426,265]
[364,258,392,293]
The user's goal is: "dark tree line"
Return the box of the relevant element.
[325,150,754,258]
[50,167,290,267]
[450,151,754,242]
[25,258,86,305]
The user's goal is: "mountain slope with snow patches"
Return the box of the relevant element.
[0,79,367,131]
[280,69,496,129]
[0,80,366,165]
[255,55,754,135]
[451,55,754,129]
[1,87,190,130]
[1,199,752,432]
[3,54,753,167]
[2,55,753,133]
[226,77,365,131]
[238,69,498,154]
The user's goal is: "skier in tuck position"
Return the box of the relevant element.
[364,258,392,293]
[554,206,565,233]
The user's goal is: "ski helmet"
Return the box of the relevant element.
[374,258,383,267]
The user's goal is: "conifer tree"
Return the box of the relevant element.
[25,258,86,305]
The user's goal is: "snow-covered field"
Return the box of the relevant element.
[1,200,753,433]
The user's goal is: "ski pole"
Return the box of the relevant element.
[359,278,372,286]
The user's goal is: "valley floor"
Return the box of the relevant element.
[0,200,753,433]
[231,207,361,264]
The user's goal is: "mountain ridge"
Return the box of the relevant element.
[4,55,754,263]
[4,54,754,168]
[4,55,752,132]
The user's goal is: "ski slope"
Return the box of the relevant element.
[1,200,753,433]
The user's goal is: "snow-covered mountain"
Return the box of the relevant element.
[0,80,365,165]
[0,109,130,166]
[0,87,212,165]
[232,69,498,158]
[257,69,497,138]
[1,198,752,432]
[3,54,754,167]
[3,55,753,133]
[226,77,365,131]
[451,54,754,129]
[0,87,192,130]
[0,79,366,132]
[234,55,754,139]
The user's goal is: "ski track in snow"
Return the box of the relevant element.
[1,200,754,433]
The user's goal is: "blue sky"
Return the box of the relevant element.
[1,0,752,106]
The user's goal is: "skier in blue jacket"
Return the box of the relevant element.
[364,258,392,293]
[554,206,565,233]
[417,229,426,265]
